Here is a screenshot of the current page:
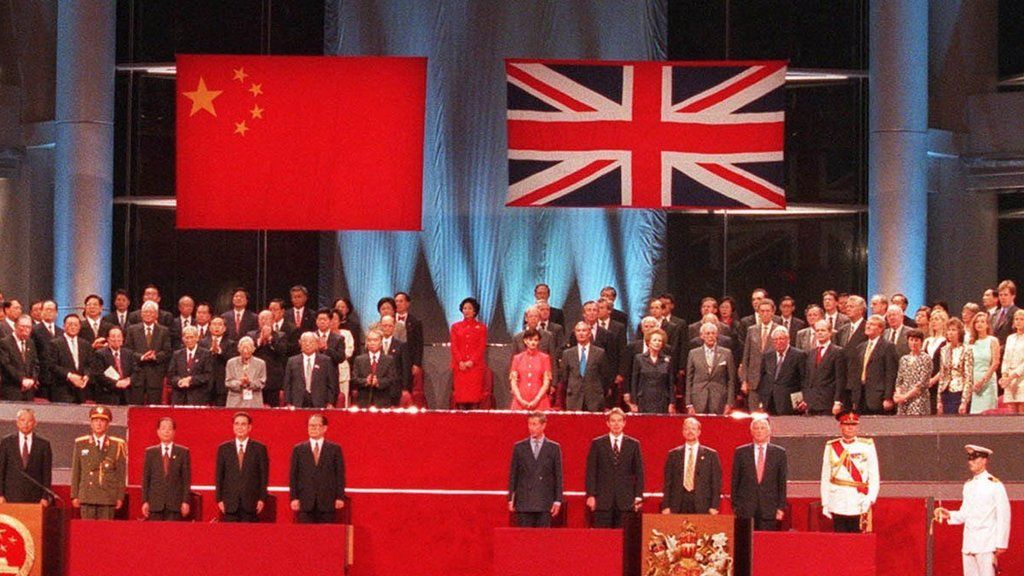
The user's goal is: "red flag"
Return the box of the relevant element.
[176,55,426,230]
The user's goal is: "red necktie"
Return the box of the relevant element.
[163,448,170,476]
[295,309,301,325]
[114,351,123,376]
[370,354,378,374]
[816,346,824,365]
[756,445,766,483]
[21,439,28,468]
[186,351,194,370]
[235,313,242,335]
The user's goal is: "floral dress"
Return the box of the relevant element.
[895,352,931,415]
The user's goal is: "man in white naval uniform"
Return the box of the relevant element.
[820,410,880,533]
[935,445,1011,576]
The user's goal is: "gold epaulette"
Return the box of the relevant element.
[75,435,92,442]
[108,436,125,444]
[990,476,1001,483]
[858,437,874,444]
[826,437,842,445]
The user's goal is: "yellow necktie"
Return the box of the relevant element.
[683,447,696,491]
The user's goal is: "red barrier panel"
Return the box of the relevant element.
[68,519,347,575]
[753,532,875,576]
[494,528,623,576]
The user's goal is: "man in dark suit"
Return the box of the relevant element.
[286,285,317,336]
[31,300,61,400]
[570,302,619,402]
[850,315,899,414]
[508,412,563,527]
[822,290,851,335]
[313,309,347,367]
[103,289,132,334]
[535,301,565,350]
[125,301,172,405]
[778,297,806,347]
[221,288,260,342]
[758,327,807,416]
[141,416,192,521]
[201,317,235,407]
[599,286,630,330]
[289,413,346,524]
[837,295,868,408]
[379,316,412,405]
[596,299,628,394]
[167,326,211,405]
[250,309,289,407]
[740,299,782,410]
[0,300,21,339]
[585,408,643,528]
[882,305,911,357]
[795,305,824,352]
[0,316,40,401]
[890,293,917,328]
[351,330,399,408]
[685,323,736,415]
[80,294,114,347]
[731,418,787,530]
[801,320,846,416]
[738,289,782,347]
[534,284,565,328]
[48,314,94,404]
[126,285,173,327]
[394,291,425,385]
[662,417,722,514]
[169,295,196,351]
[91,327,134,405]
[284,332,338,408]
[0,408,52,506]
[560,322,609,411]
[215,412,268,522]
[515,306,560,370]
[992,280,1020,345]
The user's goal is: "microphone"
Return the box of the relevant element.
[16,466,62,505]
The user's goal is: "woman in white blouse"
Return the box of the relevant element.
[998,309,1024,413]
[331,309,356,407]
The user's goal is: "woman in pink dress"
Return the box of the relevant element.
[450,297,487,409]
[509,328,552,411]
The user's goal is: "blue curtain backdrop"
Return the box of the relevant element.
[324,0,667,334]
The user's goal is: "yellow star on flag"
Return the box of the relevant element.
[248,83,263,97]
[233,67,248,82]
[234,120,249,136]
[250,104,264,119]
[182,77,222,117]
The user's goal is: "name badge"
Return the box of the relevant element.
[243,389,254,401]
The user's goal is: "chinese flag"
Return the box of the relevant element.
[175,54,426,230]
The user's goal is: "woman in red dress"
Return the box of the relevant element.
[509,328,552,411]
[450,297,487,409]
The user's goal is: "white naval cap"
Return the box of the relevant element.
[964,444,993,458]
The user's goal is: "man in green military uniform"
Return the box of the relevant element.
[71,406,126,519]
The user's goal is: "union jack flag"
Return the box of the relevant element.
[505,59,787,209]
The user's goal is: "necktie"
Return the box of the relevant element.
[295,309,301,325]
[383,339,390,354]
[186,350,194,370]
[313,442,321,465]
[119,313,126,328]
[18,340,26,363]
[890,329,897,344]
[816,346,824,365]
[199,325,206,339]
[756,445,766,483]
[998,308,1007,328]
[612,438,621,465]
[861,340,876,382]
[829,315,835,331]
[114,350,122,376]
[579,346,588,376]
[96,438,104,451]
[237,444,245,469]
[370,354,378,374]
[47,324,54,337]
[92,319,99,334]
[761,325,769,352]
[69,338,79,370]
[21,438,28,468]
[145,325,153,347]
[304,357,313,392]
[775,352,784,379]
[684,447,696,492]
[235,312,242,335]
[531,439,541,459]
[784,319,790,330]
[705,347,714,372]
[163,447,170,476]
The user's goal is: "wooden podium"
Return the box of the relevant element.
[0,503,63,576]
[633,513,751,576]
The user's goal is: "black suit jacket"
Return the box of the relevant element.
[662,444,722,514]
[802,343,846,412]
[215,439,269,514]
[399,313,425,368]
[91,346,136,405]
[167,347,212,401]
[585,435,643,512]
[248,329,289,395]
[779,317,806,346]
[350,353,399,408]
[0,434,52,503]
[313,331,347,367]
[221,310,260,342]
[730,443,787,520]
[169,315,196,350]
[611,308,629,330]
[851,338,899,412]
[508,438,563,513]
[759,347,807,415]
[0,335,39,400]
[141,444,192,512]
[199,335,236,398]
[103,311,131,334]
[79,317,115,343]
[289,440,346,512]
[48,335,95,403]
[125,323,172,368]
[31,323,61,392]
[285,307,317,336]
[283,353,338,408]
[992,305,1020,344]
[560,345,609,411]
[383,338,412,402]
